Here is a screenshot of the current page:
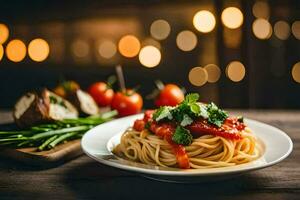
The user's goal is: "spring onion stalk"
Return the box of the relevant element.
[31,125,91,140]
[38,135,58,151]
[0,110,118,151]
[48,132,78,149]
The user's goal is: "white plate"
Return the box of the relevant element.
[81,114,293,182]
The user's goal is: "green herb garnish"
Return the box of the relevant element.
[172,126,193,146]
[180,114,193,126]
[152,93,228,127]
[152,106,173,122]
[206,102,228,127]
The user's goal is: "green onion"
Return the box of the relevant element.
[0,110,117,151]
[38,135,58,151]
[48,132,78,149]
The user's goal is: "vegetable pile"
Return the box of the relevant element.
[137,93,245,146]
[152,93,228,145]
[0,110,117,150]
[153,93,228,127]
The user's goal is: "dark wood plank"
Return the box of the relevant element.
[0,110,299,200]
[0,139,82,166]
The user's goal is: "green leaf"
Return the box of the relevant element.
[172,126,193,146]
[206,102,228,127]
[190,103,200,115]
[153,106,173,122]
[184,93,200,104]
[180,114,193,126]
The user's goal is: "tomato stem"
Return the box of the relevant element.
[155,80,165,91]
[115,65,126,92]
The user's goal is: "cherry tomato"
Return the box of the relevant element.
[111,90,143,117]
[88,82,114,107]
[155,84,184,107]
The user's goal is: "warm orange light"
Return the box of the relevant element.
[0,24,9,44]
[28,38,50,62]
[176,30,198,52]
[252,1,270,19]
[98,40,117,59]
[150,19,171,40]
[6,39,26,62]
[223,28,242,49]
[274,21,290,40]
[292,62,300,83]
[188,67,208,86]
[0,44,3,61]
[226,61,245,82]
[204,64,221,83]
[252,18,272,39]
[142,38,161,49]
[71,39,90,58]
[221,7,243,29]
[193,10,216,33]
[292,21,300,40]
[139,45,161,68]
[118,35,140,58]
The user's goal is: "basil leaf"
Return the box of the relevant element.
[172,126,193,146]
[190,103,200,115]
[153,106,173,122]
[184,93,200,104]
[206,102,228,127]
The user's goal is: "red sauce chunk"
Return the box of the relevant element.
[186,117,245,140]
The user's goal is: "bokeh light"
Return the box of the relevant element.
[71,39,90,58]
[139,45,161,68]
[252,18,272,39]
[0,24,9,44]
[223,28,242,48]
[193,10,216,33]
[274,21,290,40]
[252,1,270,19]
[176,30,198,51]
[6,39,26,62]
[142,38,161,49]
[188,67,208,86]
[118,35,140,58]
[292,21,300,40]
[221,7,243,29]
[0,44,3,61]
[226,61,245,82]
[204,64,221,83]
[98,40,117,59]
[150,19,171,40]
[292,62,300,83]
[28,38,50,62]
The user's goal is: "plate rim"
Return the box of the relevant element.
[82,114,293,176]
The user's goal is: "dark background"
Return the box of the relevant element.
[0,0,299,109]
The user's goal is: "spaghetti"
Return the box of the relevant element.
[114,127,260,169]
[113,94,262,169]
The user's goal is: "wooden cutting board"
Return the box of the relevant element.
[0,111,83,166]
[0,139,83,166]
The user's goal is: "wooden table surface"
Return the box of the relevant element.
[0,110,299,200]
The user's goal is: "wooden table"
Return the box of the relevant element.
[0,110,299,200]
